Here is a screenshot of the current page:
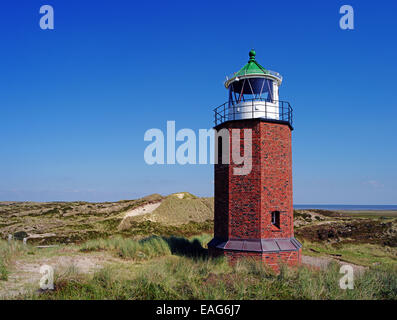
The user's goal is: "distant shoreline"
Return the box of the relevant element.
[1,200,397,212]
[294,205,397,211]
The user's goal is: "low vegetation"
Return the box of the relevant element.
[296,219,397,247]
[301,240,396,267]
[119,193,214,228]
[119,220,213,238]
[0,240,34,281]
[0,258,6,281]
[80,236,172,260]
[0,193,213,245]
[19,246,397,300]
[1,193,396,300]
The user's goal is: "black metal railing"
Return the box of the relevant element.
[213,98,293,127]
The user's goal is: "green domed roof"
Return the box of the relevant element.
[234,49,270,77]
[225,50,282,88]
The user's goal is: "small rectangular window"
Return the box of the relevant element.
[271,211,280,229]
[217,136,223,164]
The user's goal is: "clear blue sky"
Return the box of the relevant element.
[0,0,396,204]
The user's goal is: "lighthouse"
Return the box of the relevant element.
[208,50,302,271]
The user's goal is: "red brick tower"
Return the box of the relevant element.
[208,50,302,271]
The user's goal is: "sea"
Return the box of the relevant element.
[293,205,397,211]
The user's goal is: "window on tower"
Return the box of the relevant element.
[271,211,280,229]
[217,136,223,165]
[229,78,274,104]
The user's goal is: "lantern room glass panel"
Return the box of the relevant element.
[228,78,274,105]
[227,78,279,121]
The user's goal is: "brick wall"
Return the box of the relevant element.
[214,120,293,240]
[209,247,302,272]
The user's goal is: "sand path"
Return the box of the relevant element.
[0,251,114,299]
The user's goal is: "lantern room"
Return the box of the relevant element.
[214,50,292,127]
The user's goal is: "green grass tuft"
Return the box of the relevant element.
[0,240,35,281]
[0,259,8,280]
[80,236,172,260]
[24,256,397,300]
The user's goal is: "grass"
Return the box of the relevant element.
[0,194,213,245]
[80,234,212,261]
[0,195,163,244]
[20,255,397,300]
[120,194,214,227]
[80,236,172,260]
[338,211,397,219]
[301,240,397,267]
[2,234,396,300]
[0,259,7,280]
[302,209,397,219]
[1,195,396,299]
[0,240,35,281]
[119,220,213,238]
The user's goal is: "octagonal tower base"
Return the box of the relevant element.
[208,238,302,272]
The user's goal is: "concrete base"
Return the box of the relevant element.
[208,237,302,272]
